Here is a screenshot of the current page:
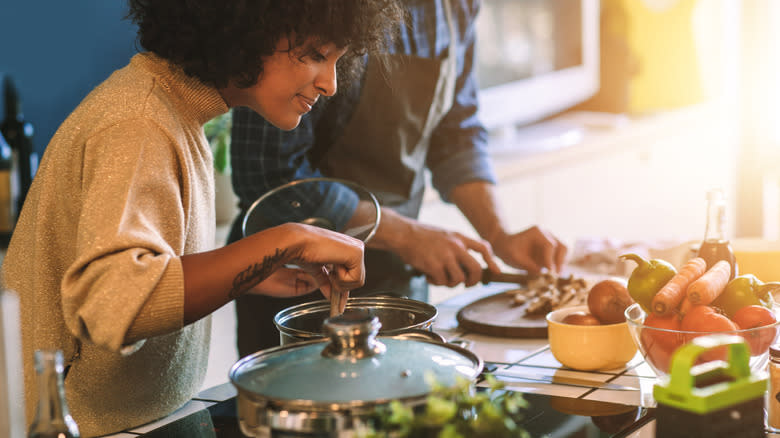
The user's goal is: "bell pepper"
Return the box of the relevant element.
[710,274,779,318]
[619,253,677,313]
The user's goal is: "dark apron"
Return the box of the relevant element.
[235,0,458,355]
[317,0,458,300]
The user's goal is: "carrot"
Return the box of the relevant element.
[678,296,694,317]
[651,257,707,316]
[687,260,731,305]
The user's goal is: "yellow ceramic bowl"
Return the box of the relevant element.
[732,238,780,283]
[546,305,637,371]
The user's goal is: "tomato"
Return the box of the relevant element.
[732,305,778,355]
[680,305,737,332]
[639,335,675,374]
[640,313,683,373]
[733,304,777,328]
[643,313,683,350]
[680,305,739,363]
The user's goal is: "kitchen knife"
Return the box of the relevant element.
[492,372,640,391]
[407,267,536,285]
[480,268,535,285]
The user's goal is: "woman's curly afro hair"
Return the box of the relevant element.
[126,0,405,89]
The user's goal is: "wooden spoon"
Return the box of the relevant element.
[328,271,350,317]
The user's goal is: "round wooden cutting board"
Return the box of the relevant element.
[456,290,550,338]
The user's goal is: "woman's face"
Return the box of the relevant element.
[221,37,347,130]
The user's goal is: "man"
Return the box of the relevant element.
[228,0,568,356]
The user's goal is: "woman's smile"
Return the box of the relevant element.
[296,94,317,114]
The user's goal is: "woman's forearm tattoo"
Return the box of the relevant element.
[229,248,288,299]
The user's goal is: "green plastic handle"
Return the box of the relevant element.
[667,334,751,393]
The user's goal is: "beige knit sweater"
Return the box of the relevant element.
[2,53,229,436]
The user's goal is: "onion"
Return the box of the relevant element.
[562,311,602,326]
[587,279,633,325]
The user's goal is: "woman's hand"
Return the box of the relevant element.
[287,223,366,294]
[181,222,364,325]
[245,266,324,297]
[246,223,365,298]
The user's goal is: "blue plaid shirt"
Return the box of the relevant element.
[230,0,495,224]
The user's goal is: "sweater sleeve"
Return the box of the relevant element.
[60,118,190,352]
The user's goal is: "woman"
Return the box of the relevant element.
[2,0,403,435]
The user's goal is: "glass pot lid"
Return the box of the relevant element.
[274,296,438,342]
[229,311,482,404]
[242,177,381,244]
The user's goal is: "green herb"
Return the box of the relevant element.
[364,374,530,438]
[203,111,232,174]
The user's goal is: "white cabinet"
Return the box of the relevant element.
[536,145,648,245]
[419,104,739,248]
[418,173,538,241]
[490,175,538,234]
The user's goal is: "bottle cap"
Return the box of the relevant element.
[706,188,725,201]
[770,344,780,359]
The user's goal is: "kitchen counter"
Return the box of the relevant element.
[110,282,778,437]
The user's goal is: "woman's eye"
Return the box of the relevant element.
[309,50,326,62]
[297,52,324,63]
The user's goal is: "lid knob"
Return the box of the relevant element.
[321,310,386,359]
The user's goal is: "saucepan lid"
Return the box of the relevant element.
[275,296,438,343]
[242,177,381,244]
[229,310,482,405]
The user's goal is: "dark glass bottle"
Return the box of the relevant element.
[696,188,737,280]
[0,131,17,246]
[27,350,80,438]
[1,75,37,216]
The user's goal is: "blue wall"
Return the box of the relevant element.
[0,2,137,156]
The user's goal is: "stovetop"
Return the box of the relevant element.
[137,392,655,437]
[138,397,242,437]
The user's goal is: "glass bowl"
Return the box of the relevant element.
[242,177,380,243]
[624,302,780,377]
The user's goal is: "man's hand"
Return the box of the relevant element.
[379,218,501,287]
[491,225,567,274]
[449,181,568,275]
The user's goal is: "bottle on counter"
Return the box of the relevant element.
[27,350,80,438]
[1,75,38,217]
[0,131,18,247]
[696,187,737,280]
[0,291,25,438]
[768,345,780,432]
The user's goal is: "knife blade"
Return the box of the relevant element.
[492,372,639,391]
[407,268,536,285]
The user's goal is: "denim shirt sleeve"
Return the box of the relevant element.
[425,0,496,202]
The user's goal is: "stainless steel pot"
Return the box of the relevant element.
[274,296,438,345]
[230,311,483,437]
